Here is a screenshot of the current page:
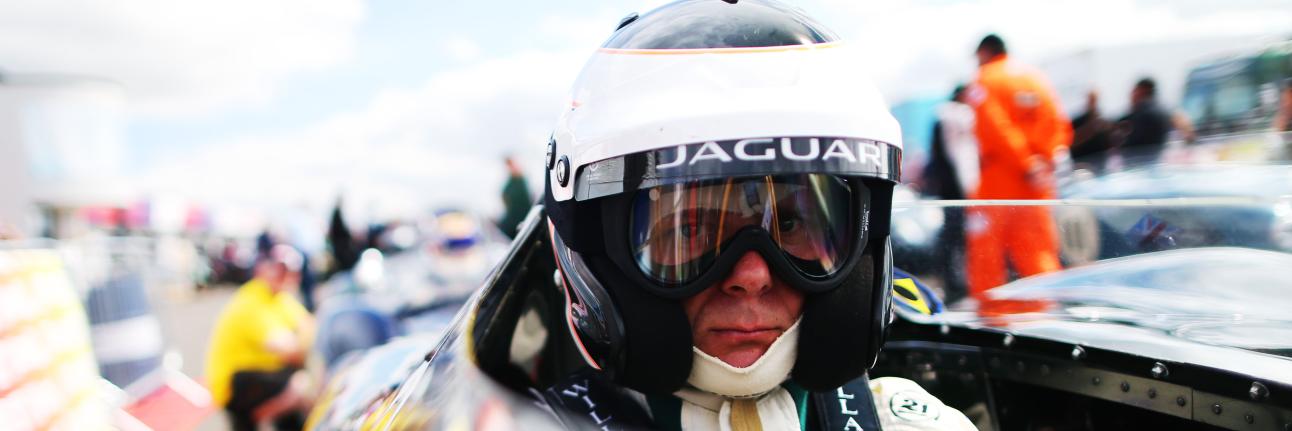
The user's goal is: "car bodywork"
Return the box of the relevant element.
[1059,160,1292,262]
[898,140,1292,274]
[311,214,511,370]
[307,199,1292,430]
[305,208,571,430]
[882,199,1292,430]
[876,247,1292,430]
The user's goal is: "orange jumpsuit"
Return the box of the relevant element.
[965,55,1071,298]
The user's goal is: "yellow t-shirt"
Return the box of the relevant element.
[205,278,310,406]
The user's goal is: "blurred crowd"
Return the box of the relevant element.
[0,151,534,429]
[918,34,1292,304]
[198,155,532,429]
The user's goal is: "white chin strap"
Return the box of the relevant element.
[687,318,801,398]
[677,319,802,431]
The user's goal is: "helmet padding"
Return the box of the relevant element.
[584,253,693,394]
[791,244,886,391]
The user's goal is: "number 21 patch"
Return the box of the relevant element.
[889,390,941,422]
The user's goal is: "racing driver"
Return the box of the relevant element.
[535,0,974,430]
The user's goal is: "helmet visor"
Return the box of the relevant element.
[629,174,858,285]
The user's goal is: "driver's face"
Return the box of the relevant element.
[681,251,804,368]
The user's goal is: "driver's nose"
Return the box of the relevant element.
[719,251,772,297]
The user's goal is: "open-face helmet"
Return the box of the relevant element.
[544,0,902,394]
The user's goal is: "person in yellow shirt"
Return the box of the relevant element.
[206,244,316,430]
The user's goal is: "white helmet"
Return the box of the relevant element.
[543,0,902,395]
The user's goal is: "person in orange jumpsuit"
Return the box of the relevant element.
[964,34,1071,298]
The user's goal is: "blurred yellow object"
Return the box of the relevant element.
[0,248,110,429]
[436,212,480,239]
[204,278,310,406]
[892,277,932,316]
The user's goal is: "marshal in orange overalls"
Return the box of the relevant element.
[965,55,1071,298]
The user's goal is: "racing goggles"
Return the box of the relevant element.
[627,173,867,298]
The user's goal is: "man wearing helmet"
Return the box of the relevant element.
[536,1,974,429]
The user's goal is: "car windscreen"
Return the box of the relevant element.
[891,197,1292,354]
[1060,132,1292,198]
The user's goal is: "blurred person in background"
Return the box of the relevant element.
[286,214,325,313]
[206,244,316,431]
[498,155,533,239]
[1070,90,1115,172]
[921,84,977,303]
[1171,110,1197,144]
[256,229,277,260]
[212,238,254,285]
[1116,77,1174,163]
[0,221,20,240]
[965,34,1069,298]
[326,199,360,275]
[1274,78,1292,133]
[261,226,321,312]
[365,222,389,252]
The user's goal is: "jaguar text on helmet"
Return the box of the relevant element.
[655,137,893,174]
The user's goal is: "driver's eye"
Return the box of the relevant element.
[675,220,715,243]
[778,217,801,233]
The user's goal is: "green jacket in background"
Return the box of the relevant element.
[500,174,533,239]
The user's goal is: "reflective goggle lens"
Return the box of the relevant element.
[628,174,857,285]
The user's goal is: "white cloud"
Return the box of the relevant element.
[812,0,1292,102]
[0,0,364,118]
[134,10,632,221]
[443,37,482,62]
[132,0,1292,223]
[139,47,588,221]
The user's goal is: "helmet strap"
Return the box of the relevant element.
[687,318,800,398]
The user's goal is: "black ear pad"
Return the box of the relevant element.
[547,176,690,394]
[544,174,603,255]
[584,254,693,395]
[790,240,885,391]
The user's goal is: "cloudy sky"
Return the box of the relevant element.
[3,0,1290,223]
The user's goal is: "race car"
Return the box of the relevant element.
[895,132,1292,288]
[311,210,511,370]
[881,199,1292,430]
[304,198,1292,430]
[1058,154,1292,263]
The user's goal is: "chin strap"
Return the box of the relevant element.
[687,319,800,398]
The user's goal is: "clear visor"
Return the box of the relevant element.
[629,174,857,285]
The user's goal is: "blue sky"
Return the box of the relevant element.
[3,0,1291,224]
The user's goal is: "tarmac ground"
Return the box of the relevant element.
[156,285,235,431]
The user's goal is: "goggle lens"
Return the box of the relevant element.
[628,174,858,285]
